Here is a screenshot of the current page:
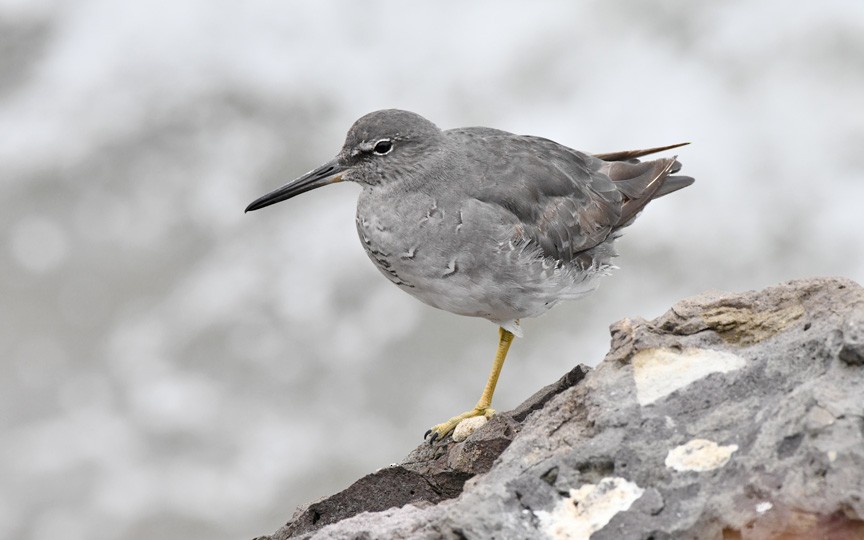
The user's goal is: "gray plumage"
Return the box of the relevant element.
[247,109,694,336]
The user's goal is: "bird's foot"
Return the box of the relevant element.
[424,406,495,444]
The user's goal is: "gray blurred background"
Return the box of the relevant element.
[2,1,862,539]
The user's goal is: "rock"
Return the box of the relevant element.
[451,416,489,443]
[270,364,591,539]
[259,277,864,540]
[838,309,864,366]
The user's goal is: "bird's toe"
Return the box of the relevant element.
[424,406,494,444]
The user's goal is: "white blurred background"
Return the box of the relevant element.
[1,1,862,539]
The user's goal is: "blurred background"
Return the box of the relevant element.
[2,1,863,538]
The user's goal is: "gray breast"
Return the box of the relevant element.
[355,186,472,290]
[355,210,415,289]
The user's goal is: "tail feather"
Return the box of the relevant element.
[612,158,678,227]
[653,173,694,199]
[593,142,690,162]
[599,151,695,229]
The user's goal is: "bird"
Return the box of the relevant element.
[246,109,694,443]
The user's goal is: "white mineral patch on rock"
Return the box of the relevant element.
[537,477,644,540]
[756,501,773,514]
[633,348,747,405]
[451,415,488,442]
[665,439,738,472]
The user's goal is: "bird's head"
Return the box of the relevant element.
[245,109,442,212]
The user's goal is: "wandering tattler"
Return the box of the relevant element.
[246,109,693,442]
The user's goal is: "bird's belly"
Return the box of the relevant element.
[389,255,603,323]
[356,202,604,323]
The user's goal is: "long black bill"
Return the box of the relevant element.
[245,159,345,213]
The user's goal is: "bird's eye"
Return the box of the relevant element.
[373,139,393,155]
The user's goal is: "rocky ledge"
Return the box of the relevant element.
[258,277,864,540]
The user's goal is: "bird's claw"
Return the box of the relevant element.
[424,407,495,444]
[423,428,440,444]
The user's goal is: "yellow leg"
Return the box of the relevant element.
[425,326,516,443]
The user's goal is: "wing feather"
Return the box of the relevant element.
[453,130,691,264]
